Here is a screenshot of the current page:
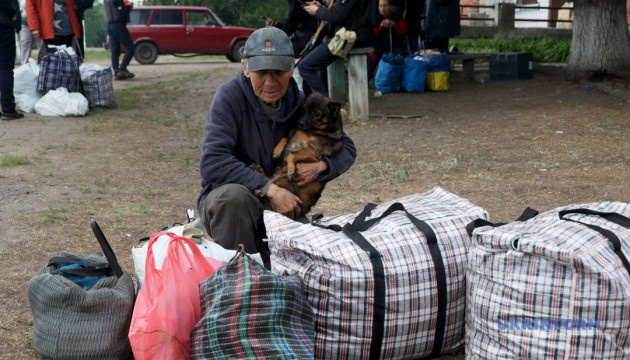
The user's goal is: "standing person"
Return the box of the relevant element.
[72,0,94,59]
[297,0,374,96]
[25,0,82,50]
[103,0,134,80]
[422,0,460,52]
[0,0,24,120]
[18,0,44,64]
[198,27,356,266]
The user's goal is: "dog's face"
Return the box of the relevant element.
[298,93,342,133]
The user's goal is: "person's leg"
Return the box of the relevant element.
[116,25,135,72]
[199,184,265,255]
[107,24,121,74]
[0,26,17,114]
[297,41,338,96]
[36,38,45,63]
[20,25,34,65]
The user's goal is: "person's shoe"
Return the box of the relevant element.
[2,112,24,120]
[116,69,135,80]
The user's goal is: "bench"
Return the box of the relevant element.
[449,53,492,81]
[326,47,373,121]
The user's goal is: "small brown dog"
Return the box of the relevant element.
[264,93,344,215]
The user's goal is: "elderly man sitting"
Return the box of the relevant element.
[197,27,356,266]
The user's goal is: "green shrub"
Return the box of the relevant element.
[450,37,571,63]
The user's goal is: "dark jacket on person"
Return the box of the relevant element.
[422,0,460,39]
[315,0,375,47]
[104,0,132,24]
[197,69,357,210]
[278,0,317,37]
[0,0,20,30]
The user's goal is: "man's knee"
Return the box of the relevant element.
[207,184,260,211]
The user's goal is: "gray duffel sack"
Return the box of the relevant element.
[28,221,135,359]
[466,202,630,359]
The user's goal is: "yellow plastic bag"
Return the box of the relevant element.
[425,71,449,91]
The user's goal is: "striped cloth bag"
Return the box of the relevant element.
[189,248,316,359]
[37,45,82,93]
[264,186,489,359]
[466,201,630,359]
[79,64,115,108]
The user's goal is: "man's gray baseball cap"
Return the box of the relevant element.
[244,27,294,72]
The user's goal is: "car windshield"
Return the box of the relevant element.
[207,8,225,26]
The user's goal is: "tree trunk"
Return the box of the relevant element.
[566,0,630,81]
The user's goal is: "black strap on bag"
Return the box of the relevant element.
[90,220,124,278]
[315,202,447,359]
[466,207,539,238]
[559,209,630,276]
[49,221,123,279]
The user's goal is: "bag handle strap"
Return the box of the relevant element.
[342,202,447,358]
[465,207,539,237]
[559,209,630,275]
[48,256,112,277]
[90,221,124,278]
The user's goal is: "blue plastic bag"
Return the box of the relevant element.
[375,53,404,94]
[423,52,450,91]
[401,52,430,93]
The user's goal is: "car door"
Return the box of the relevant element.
[185,10,226,53]
[148,9,186,52]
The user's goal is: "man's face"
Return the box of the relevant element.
[379,0,391,16]
[242,61,294,105]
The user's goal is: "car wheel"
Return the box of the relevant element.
[229,40,246,63]
[134,42,158,65]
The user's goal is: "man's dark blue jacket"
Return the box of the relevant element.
[197,69,357,210]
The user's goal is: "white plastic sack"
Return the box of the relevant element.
[132,225,263,289]
[34,87,89,117]
[13,59,43,113]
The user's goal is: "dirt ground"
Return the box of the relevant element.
[0,55,628,359]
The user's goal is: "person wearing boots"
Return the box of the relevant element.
[103,0,135,80]
[0,0,25,120]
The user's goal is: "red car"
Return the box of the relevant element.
[126,6,255,64]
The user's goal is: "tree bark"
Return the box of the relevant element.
[566,0,630,81]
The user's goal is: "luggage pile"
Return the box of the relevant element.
[14,45,116,117]
[26,188,630,359]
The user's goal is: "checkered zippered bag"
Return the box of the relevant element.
[37,47,82,93]
[466,202,630,359]
[79,64,115,108]
[190,250,316,359]
[265,186,489,359]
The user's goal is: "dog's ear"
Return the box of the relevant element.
[302,81,314,98]
[328,101,341,117]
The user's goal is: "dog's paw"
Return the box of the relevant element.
[248,163,265,175]
[287,170,295,181]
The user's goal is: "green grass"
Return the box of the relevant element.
[0,155,31,166]
[450,37,571,63]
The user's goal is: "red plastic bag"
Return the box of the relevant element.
[129,231,218,359]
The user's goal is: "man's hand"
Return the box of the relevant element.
[266,183,303,219]
[302,1,321,16]
[293,161,327,187]
[381,19,395,29]
[265,18,276,26]
[32,30,41,38]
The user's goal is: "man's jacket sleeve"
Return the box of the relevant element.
[199,88,269,192]
[317,132,356,183]
[314,0,358,24]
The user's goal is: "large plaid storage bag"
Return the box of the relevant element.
[79,64,115,108]
[190,248,316,359]
[37,45,82,93]
[265,186,489,359]
[466,202,630,359]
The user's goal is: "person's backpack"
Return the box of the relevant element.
[28,221,135,359]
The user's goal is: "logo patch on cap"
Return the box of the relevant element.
[264,40,273,47]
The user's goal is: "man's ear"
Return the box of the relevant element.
[241,60,250,78]
[327,102,341,117]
